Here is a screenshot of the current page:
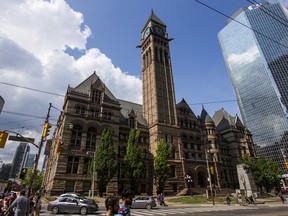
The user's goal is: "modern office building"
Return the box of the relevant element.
[9,143,30,178]
[44,11,255,196]
[218,3,288,170]
[25,154,36,168]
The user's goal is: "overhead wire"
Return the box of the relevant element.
[194,0,288,49]
[246,0,288,26]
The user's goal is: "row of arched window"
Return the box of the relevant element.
[75,105,112,120]
[142,46,170,68]
[70,124,97,149]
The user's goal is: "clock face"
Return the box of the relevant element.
[144,27,150,39]
[153,25,164,36]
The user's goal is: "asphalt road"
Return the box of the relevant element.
[41,204,288,216]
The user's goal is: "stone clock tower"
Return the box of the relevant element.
[140,11,185,194]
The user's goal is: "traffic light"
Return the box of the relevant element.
[210,166,214,175]
[42,121,52,138]
[0,131,8,148]
[56,139,64,154]
[19,168,28,180]
[285,162,288,169]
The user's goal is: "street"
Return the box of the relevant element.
[40,203,288,216]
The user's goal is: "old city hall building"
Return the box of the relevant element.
[44,11,255,196]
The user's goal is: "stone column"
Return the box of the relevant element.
[237,164,258,196]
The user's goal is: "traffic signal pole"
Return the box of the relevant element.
[28,103,52,197]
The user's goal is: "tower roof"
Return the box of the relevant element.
[142,10,166,32]
[200,107,214,124]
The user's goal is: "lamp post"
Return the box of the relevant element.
[185,174,193,197]
[205,149,215,205]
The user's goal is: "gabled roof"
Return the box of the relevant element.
[118,99,148,127]
[213,108,234,127]
[142,10,166,32]
[234,115,243,126]
[68,72,118,102]
[200,106,214,124]
[176,98,197,118]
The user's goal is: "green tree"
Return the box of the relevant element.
[92,128,117,197]
[20,168,43,193]
[242,156,282,192]
[154,138,172,193]
[124,128,144,194]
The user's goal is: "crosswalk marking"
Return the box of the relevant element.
[47,205,260,216]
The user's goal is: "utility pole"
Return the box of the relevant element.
[28,103,52,197]
[205,149,215,205]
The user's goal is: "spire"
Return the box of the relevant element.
[200,107,214,124]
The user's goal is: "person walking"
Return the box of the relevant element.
[115,189,133,216]
[28,196,34,216]
[5,190,30,216]
[237,192,243,206]
[33,195,41,216]
[279,191,285,204]
[105,197,119,216]
[225,193,231,205]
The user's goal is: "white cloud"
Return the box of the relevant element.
[0,0,142,167]
[227,45,260,66]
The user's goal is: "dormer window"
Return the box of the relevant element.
[91,90,102,104]
[129,117,135,128]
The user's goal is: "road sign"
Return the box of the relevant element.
[8,135,35,143]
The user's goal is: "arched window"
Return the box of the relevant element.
[155,47,159,62]
[160,48,163,64]
[148,48,151,64]
[86,127,97,149]
[70,124,82,148]
[143,55,146,68]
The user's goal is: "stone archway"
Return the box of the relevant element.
[195,165,207,188]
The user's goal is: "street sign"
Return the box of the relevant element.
[8,135,35,143]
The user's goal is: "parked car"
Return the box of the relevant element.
[59,193,97,205]
[130,196,156,209]
[47,197,99,215]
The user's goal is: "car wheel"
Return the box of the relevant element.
[80,207,88,215]
[51,206,59,214]
[146,203,152,209]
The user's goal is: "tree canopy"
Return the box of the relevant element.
[92,127,117,197]
[154,138,172,193]
[242,156,282,192]
[20,168,43,193]
[124,128,144,194]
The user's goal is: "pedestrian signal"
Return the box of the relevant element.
[0,131,8,148]
[210,166,214,175]
[56,139,64,154]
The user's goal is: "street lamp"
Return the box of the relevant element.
[185,174,193,197]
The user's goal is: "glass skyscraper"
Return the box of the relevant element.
[218,3,288,171]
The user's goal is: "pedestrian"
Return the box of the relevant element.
[105,197,119,216]
[279,191,285,204]
[28,196,34,216]
[237,192,243,206]
[33,195,41,216]
[160,193,167,206]
[225,193,231,205]
[5,189,30,216]
[115,189,133,216]
[248,195,256,205]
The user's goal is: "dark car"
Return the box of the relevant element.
[47,197,99,215]
[130,196,157,209]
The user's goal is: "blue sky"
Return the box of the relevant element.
[0,0,286,166]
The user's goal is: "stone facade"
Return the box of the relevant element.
[43,11,256,196]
